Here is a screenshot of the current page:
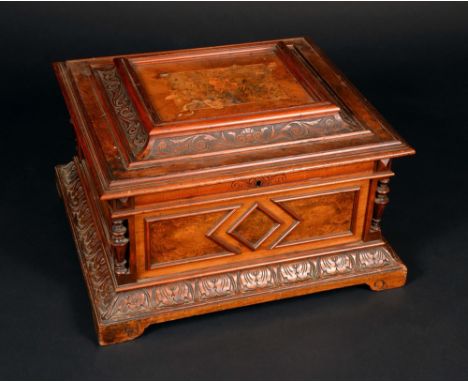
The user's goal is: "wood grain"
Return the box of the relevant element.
[53,37,415,345]
[147,208,234,267]
[56,160,408,346]
[274,189,356,246]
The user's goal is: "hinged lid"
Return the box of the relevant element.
[54,37,414,198]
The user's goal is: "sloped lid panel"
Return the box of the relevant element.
[54,38,413,194]
[89,41,370,166]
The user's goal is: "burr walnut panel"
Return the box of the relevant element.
[274,190,356,247]
[146,208,237,268]
[121,41,336,131]
[133,50,316,122]
[228,204,282,250]
[135,180,367,279]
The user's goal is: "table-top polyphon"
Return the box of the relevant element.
[53,37,413,198]
[53,37,415,345]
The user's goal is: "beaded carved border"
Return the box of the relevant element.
[57,160,401,324]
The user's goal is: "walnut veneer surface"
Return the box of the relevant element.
[53,37,414,345]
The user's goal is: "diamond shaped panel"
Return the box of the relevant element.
[228,204,281,250]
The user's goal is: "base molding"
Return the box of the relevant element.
[56,160,407,346]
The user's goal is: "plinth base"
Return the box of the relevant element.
[56,161,407,346]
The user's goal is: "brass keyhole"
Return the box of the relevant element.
[256,180,262,187]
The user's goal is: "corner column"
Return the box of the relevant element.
[111,219,129,275]
[370,178,391,232]
[363,159,393,241]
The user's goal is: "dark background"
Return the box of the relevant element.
[1,2,467,380]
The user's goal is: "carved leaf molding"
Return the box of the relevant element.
[96,67,363,161]
[96,68,149,155]
[150,116,357,159]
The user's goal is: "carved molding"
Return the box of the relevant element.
[150,116,359,159]
[57,161,402,325]
[196,274,237,301]
[95,67,365,162]
[57,161,116,319]
[96,68,148,155]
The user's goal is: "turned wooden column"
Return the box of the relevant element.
[370,178,391,232]
[111,219,129,275]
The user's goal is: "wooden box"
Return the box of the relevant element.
[53,37,414,345]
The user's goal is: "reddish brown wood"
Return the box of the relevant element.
[371,178,391,231]
[147,209,233,266]
[111,219,129,275]
[53,37,414,345]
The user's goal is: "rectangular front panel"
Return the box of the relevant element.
[273,190,356,247]
[146,207,237,267]
[135,179,369,279]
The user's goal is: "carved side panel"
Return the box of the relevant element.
[56,161,117,319]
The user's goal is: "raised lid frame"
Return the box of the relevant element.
[114,41,341,136]
[53,37,415,199]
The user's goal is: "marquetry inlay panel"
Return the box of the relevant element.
[132,50,316,122]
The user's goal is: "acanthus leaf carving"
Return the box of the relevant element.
[107,291,151,320]
[153,282,195,308]
[239,267,276,292]
[196,274,237,300]
[57,161,119,319]
[359,248,391,269]
[279,260,315,284]
[320,254,354,276]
